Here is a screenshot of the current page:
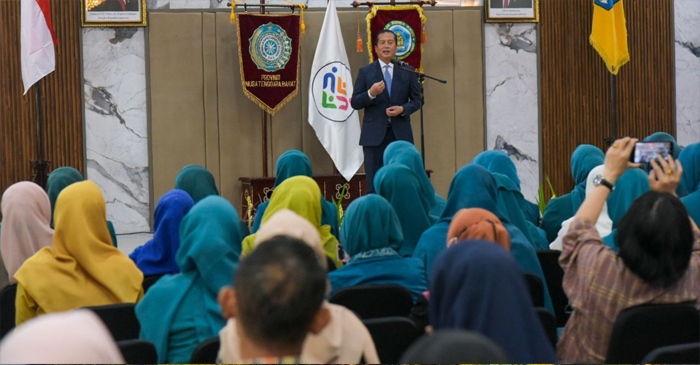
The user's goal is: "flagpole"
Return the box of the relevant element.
[260,0,269,177]
[31,80,50,188]
[610,73,617,141]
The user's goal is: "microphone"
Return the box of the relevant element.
[390,59,409,67]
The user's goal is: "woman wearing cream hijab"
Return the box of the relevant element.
[1,182,54,284]
[219,210,379,364]
[13,181,143,325]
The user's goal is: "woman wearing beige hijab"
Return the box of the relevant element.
[0,309,124,363]
[218,209,379,364]
[0,182,54,284]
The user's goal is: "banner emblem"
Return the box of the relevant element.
[384,20,415,60]
[311,61,355,123]
[249,23,292,72]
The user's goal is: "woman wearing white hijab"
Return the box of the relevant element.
[0,310,124,363]
[550,165,613,250]
[218,209,379,364]
[0,182,54,283]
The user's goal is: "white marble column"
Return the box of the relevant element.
[83,28,150,233]
[675,0,700,147]
[484,22,540,202]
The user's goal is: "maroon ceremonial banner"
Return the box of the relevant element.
[367,6,426,71]
[237,14,301,115]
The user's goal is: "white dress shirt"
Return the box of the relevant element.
[368,59,393,99]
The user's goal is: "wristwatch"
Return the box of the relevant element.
[593,174,614,191]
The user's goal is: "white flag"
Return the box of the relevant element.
[21,0,56,95]
[308,0,363,181]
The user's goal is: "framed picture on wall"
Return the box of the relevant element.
[81,0,147,27]
[485,0,539,23]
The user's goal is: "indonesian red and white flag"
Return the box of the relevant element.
[21,0,58,95]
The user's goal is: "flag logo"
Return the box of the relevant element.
[384,20,416,60]
[249,23,292,72]
[594,0,620,11]
[311,61,355,122]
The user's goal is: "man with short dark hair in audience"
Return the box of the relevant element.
[217,236,330,364]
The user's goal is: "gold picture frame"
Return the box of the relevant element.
[485,0,540,23]
[81,0,147,27]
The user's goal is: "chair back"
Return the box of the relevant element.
[142,274,165,293]
[117,339,157,363]
[400,330,510,363]
[535,307,557,348]
[523,272,544,307]
[536,249,570,326]
[329,284,413,319]
[190,337,220,363]
[0,284,17,340]
[84,303,140,341]
[363,316,422,363]
[605,303,700,363]
[641,342,700,364]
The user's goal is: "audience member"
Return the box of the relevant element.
[174,165,219,203]
[679,143,700,224]
[383,141,445,221]
[129,189,194,276]
[329,195,427,301]
[13,181,143,325]
[251,150,339,239]
[0,310,124,363]
[0,182,54,285]
[601,167,650,250]
[557,137,700,362]
[374,164,433,256]
[430,241,557,363]
[542,145,605,242]
[243,176,342,268]
[136,196,242,364]
[446,208,510,251]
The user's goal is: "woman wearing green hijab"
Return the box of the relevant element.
[46,167,118,247]
[542,145,605,242]
[174,165,219,203]
[251,150,339,238]
[242,176,342,269]
[680,143,700,225]
[136,196,242,363]
[602,168,650,251]
[375,164,434,257]
[383,141,445,222]
[329,195,427,302]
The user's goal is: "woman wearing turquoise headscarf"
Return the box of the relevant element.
[412,164,554,312]
[46,167,118,247]
[329,195,427,302]
[135,196,242,364]
[174,165,219,203]
[602,168,650,251]
[374,164,432,257]
[472,151,549,250]
[251,150,339,239]
[680,143,700,225]
[542,145,605,242]
[383,141,445,222]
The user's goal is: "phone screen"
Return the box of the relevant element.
[630,141,673,163]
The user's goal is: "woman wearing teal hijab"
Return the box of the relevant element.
[374,164,432,257]
[174,165,219,203]
[46,167,118,247]
[472,151,549,250]
[542,145,605,242]
[678,143,700,226]
[251,150,339,238]
[136,196,242,364]
[602,168,650,251]
[412,164,554,312]
[383,141,445,222]
[329,195,427,302]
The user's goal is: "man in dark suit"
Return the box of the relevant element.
[490,0,533,8]
[91,0,139,12]
[351,30,421,193]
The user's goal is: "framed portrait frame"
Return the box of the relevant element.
[485,0,540,23]
[81,0,147,27]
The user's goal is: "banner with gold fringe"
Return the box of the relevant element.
[366,5,426,71]
[237,13,301,115]
[590,0,629,75]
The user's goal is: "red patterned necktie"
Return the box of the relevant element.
[117,0,127,11]
[504,0,509,8]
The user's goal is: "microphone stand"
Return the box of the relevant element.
[397,64,447,166]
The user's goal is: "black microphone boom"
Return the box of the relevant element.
[390,58,409,67]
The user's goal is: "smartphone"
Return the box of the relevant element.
[630,141,673,163]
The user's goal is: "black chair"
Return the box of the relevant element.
[536,249,570,326]
[605,303,700,363]
[326,256,337,273]
[84,303,140,341]
[0,283,18,340]
[117,339,158,363]
[190,337,220,363]
[641,342,700,364]
[329,284,413,319]
[535,307,557,348]
[363,316,422,363]
[142,274,165,292]
[523,272,544,308]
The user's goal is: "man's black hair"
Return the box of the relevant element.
[374,29,397,46]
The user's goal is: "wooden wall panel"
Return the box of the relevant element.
[0,0,84,201]
[540,0,674,197]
